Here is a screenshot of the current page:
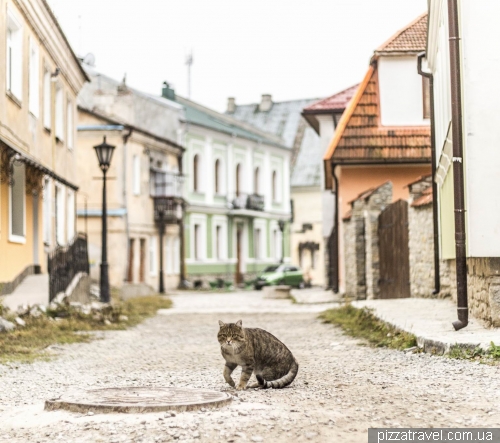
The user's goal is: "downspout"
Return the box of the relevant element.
[122,128,133,283]
[417,52,441,295]
[447,0,468,330]
[331,163,339,293]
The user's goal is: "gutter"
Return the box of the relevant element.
[417,52,441,295]
[447,0,468,330]
[331,163,340,293]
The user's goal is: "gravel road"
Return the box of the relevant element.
[0,291,499,443]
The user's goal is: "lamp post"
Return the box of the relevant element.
[158,209,166,294]
[278,220,285,264]
[94,136,115,303]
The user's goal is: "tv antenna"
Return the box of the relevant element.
[185,50,193,99]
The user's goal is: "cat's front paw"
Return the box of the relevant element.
[236,384,247,391]
[226,379,236,388]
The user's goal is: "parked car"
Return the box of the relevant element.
[254,264,304,290]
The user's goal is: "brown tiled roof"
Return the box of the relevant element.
[376,13,428,54]
[406,174,432,188]
[323,65,431,189]
[411,187,433,207]
[303,85,359,113]
[342,209,352,222]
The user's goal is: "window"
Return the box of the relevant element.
[236,164,241,197]
[254,167,260,195]
[55,184,65,245]
[66,100,74,149]
[6,9,23,100]
[216,225,221,260]
[149,236,157,275]
[43,178,52,245]
[133,155,141,195]
[272,170,277,201]
[194,224,200,260]
[43,71,51,129]
[423,76,431,119]
[9,162,25,243]
[193,154,199,192]
[29,39,40,117]
[254,228,261,259]
[66,190,75,241]
[214,159,220,194]
[55,85,64,141]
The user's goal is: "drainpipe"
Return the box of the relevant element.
[417,53,441,295]
[447,0,468,331]
[123,128,133,283]
[331,163,339,293]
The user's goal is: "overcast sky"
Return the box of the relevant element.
[48,0,427,112]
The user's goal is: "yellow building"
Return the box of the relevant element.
[0,0,88,298]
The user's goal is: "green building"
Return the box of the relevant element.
[161,85,292,286]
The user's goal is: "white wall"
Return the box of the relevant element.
[378,56,430,127]
[461,0,500,257]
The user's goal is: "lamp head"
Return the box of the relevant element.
[94,136,115,171]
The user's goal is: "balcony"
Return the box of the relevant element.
[231,193,265,212]
[151,171,185,224]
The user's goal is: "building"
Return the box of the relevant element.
[0,0,88,301]
[301,86,358,288]
[425,0,500,326]
[76,70,185,294]
[227,94,353,287]
[323,14,432,295]
[162,86,292,286]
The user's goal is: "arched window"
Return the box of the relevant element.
[215,159,220,194]
[272,170,277,201]
[254,167,260,195]
[236,163,241,197]
[193,154,199,191]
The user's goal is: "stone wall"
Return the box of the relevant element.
[467,258,500,327]
[342,181,392,300]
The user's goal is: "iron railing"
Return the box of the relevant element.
[48,232,90,302]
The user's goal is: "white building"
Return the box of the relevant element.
[426,0,500,326]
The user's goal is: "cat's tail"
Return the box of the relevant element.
[256,359,299,389]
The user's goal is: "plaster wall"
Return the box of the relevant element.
[378,56,430,127]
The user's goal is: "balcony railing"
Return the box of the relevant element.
[153,196,183,224]
[48,233,90,302]
[150,171,184,198]
[231,193,265,211]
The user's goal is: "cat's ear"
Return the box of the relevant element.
[235,320,242,328]
[218,320,226,327]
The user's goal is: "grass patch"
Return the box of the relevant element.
[448,342,500,364]
[0,295,172,364]
[319,304,417,350]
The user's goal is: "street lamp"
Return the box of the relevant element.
[94,136,115,303]
[278,220,285,264]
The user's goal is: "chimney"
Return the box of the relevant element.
[162,81,176,101]
[227,97,236,113]
[259,94,273,112]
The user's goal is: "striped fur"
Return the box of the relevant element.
[218,320,299,390]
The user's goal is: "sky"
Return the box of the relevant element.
[47,0,427,112]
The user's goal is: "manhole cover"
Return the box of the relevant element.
[45,387,232,414]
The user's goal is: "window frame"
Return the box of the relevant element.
[55,84,64,141]
[43,69,51,130]
[55,183,65,246]
[9,162,26,244]
[6,7,23,102]
[28,38,40,117]
[66,99,74,149]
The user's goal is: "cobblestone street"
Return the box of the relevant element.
[1,291,499,443]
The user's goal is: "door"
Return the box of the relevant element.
[139,238,146,283]
[378,199,410,298]
[235,226,243,284]
[127,239,135,282]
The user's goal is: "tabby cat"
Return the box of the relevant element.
[217,320,299,390]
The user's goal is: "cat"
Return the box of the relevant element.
[217,319,299,390]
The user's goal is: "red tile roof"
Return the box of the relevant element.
[323,66,431,189]
[376,13,428,54]
[303,85,359,113]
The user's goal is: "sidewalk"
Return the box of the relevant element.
[0,274,49,311]
[352,298,499,354]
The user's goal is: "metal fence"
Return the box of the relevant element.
[48,232,90,302]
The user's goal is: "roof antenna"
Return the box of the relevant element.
[185,50,193,99]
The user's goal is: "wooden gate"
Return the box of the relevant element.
[378,199,410,298]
